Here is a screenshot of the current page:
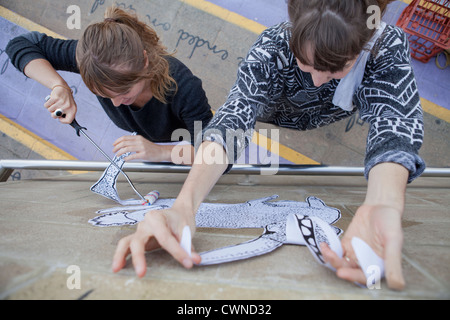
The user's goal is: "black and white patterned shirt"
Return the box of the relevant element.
[203,22,425,182]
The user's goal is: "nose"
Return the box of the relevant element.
[311,71,330,87]
[111,96,123,107]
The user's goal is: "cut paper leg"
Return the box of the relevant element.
[90,151,127,204]
[89,209,150,227]
[199,231,284,266]
[89,133,159,205]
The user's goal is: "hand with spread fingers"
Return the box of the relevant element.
[321,203,405,290]
[112,207,201,278]
[322,163,408,290]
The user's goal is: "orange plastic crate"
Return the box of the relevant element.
[397,0,450,62]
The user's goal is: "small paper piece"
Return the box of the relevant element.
[180,226,192,257]
[352,237,385,286]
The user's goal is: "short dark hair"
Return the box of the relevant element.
[288,0,393,73]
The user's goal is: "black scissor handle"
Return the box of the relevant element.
[70,119,87,137]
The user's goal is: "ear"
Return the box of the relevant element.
[143,50,149,68]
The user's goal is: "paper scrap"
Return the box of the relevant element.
[352,237,385,286]
[180,226,192,257]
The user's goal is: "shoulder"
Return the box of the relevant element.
[165,55,197,82]
[243,22,294,72]
[371,25,412,64]
[251,22,292,55]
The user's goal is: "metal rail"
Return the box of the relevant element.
[1,159,449,182]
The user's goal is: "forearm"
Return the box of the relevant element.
[168,144,195,165]
[23,58,68,89]
[364,162,409,214]
[172,141,229,217]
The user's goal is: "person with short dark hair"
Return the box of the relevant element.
[113,0,424,290]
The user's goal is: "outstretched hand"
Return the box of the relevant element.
[112,207,201,278]
[322,203,405,290]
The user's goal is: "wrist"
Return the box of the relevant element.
[365,163,408,213]
[52,83,73,94]
[172,197,197,219]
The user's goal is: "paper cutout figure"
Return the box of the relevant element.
[291,213,386,286]
[89,195,342,265]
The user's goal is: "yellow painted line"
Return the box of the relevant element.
[0,6,80,173]
[252,133,319,165]
[421,98,450,123]
[0,115,87,175]
[0,115,75,160]
[0,6,64,39]
[181,0,266,35]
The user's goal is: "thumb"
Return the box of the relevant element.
[383,235,405,290]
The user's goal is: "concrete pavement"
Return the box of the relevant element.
[0,171,449,299]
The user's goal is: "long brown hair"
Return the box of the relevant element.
[76,6,176,103]
[288,0,394,73]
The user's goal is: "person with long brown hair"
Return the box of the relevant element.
[111,0,425,291]
[6,6,213,164]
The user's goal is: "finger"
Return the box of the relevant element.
[321,243,355,269]
[189,243,202,265]
[112,235,132,273]
[123,153,142,162]
[130,235,150,278]
[336,267,367,287]
[191,252,202,265]
[384,237,405,290]
[113,135,137,146]
[60,113,75,124]
[114,146,135,157]
[153,227,194,269]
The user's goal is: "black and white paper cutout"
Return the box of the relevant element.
[292,214,386,285]
[89,155,384,284]
[89,195,342,265]
[294,214,343,271]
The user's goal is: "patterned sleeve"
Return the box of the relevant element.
[355,26,426,183]
[200,31,275,164]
